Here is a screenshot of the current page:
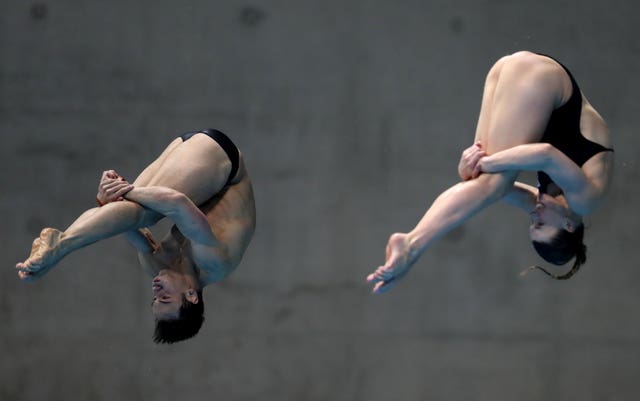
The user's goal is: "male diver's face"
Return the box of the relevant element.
[528,193,572,243]
[151,270,187,320]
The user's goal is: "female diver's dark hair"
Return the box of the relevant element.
[528,224,587,280]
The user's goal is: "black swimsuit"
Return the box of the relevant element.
[180,128,240,186]
[536,55,613,194]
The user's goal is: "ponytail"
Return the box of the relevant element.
[529,225,586,280]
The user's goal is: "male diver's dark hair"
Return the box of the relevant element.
[153,290,204,344]
[529,224,586,280]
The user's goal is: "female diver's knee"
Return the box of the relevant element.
[476,172,517,202]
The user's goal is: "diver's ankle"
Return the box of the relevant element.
[405,232,423,262]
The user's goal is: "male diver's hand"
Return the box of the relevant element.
[366,233,416,294]
[97,170,133,205]
[458,142,486,180]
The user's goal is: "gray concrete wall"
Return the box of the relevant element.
[1,0,639,400]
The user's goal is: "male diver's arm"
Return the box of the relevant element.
[122,227,171,277]
[123,186,221,248]
[97,170,160,254]
[98,174,168,275]
[123,228,159,254]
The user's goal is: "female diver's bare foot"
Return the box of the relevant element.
[366,232,417,294]
[16,228,64,281]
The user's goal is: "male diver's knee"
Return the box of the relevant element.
[139,208,163,227]
[116,200,160,227]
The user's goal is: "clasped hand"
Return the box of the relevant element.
[96,170,134,205]
[458,142,489,180]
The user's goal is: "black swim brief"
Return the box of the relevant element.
[180,128,240,185]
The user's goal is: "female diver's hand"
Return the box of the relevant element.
[458,142,487,180]
[366,233,416,294]
[471,155,496,178]
[97,170,133,205]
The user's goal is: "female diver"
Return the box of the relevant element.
[367,51,613,293]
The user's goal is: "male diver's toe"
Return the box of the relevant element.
[18,271,37,282]
[16,259,40,272]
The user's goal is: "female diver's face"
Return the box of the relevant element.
[528,193,573,243]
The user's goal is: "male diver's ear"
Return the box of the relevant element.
[564,219,575,233]
[185,289,199,304]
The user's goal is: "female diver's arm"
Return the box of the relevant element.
[459,143,538,211]
[502,181,538,211]
[476,143,601,215]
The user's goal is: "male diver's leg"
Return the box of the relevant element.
[131,137,183,187]
[15,132,229,279]
[16,200,161,280]
[14,137,187,280]
[133,133,234,206]
[17,130,240,279]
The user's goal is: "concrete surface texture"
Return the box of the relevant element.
[1,0,639,400]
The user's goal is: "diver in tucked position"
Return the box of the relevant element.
[16,129,256,343]
[367,51,613,294]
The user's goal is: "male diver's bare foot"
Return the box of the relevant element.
[16,228,65,281]
[366,232,416,294]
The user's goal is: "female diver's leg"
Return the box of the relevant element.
[474,51,568,153]
[368,51,568,293]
